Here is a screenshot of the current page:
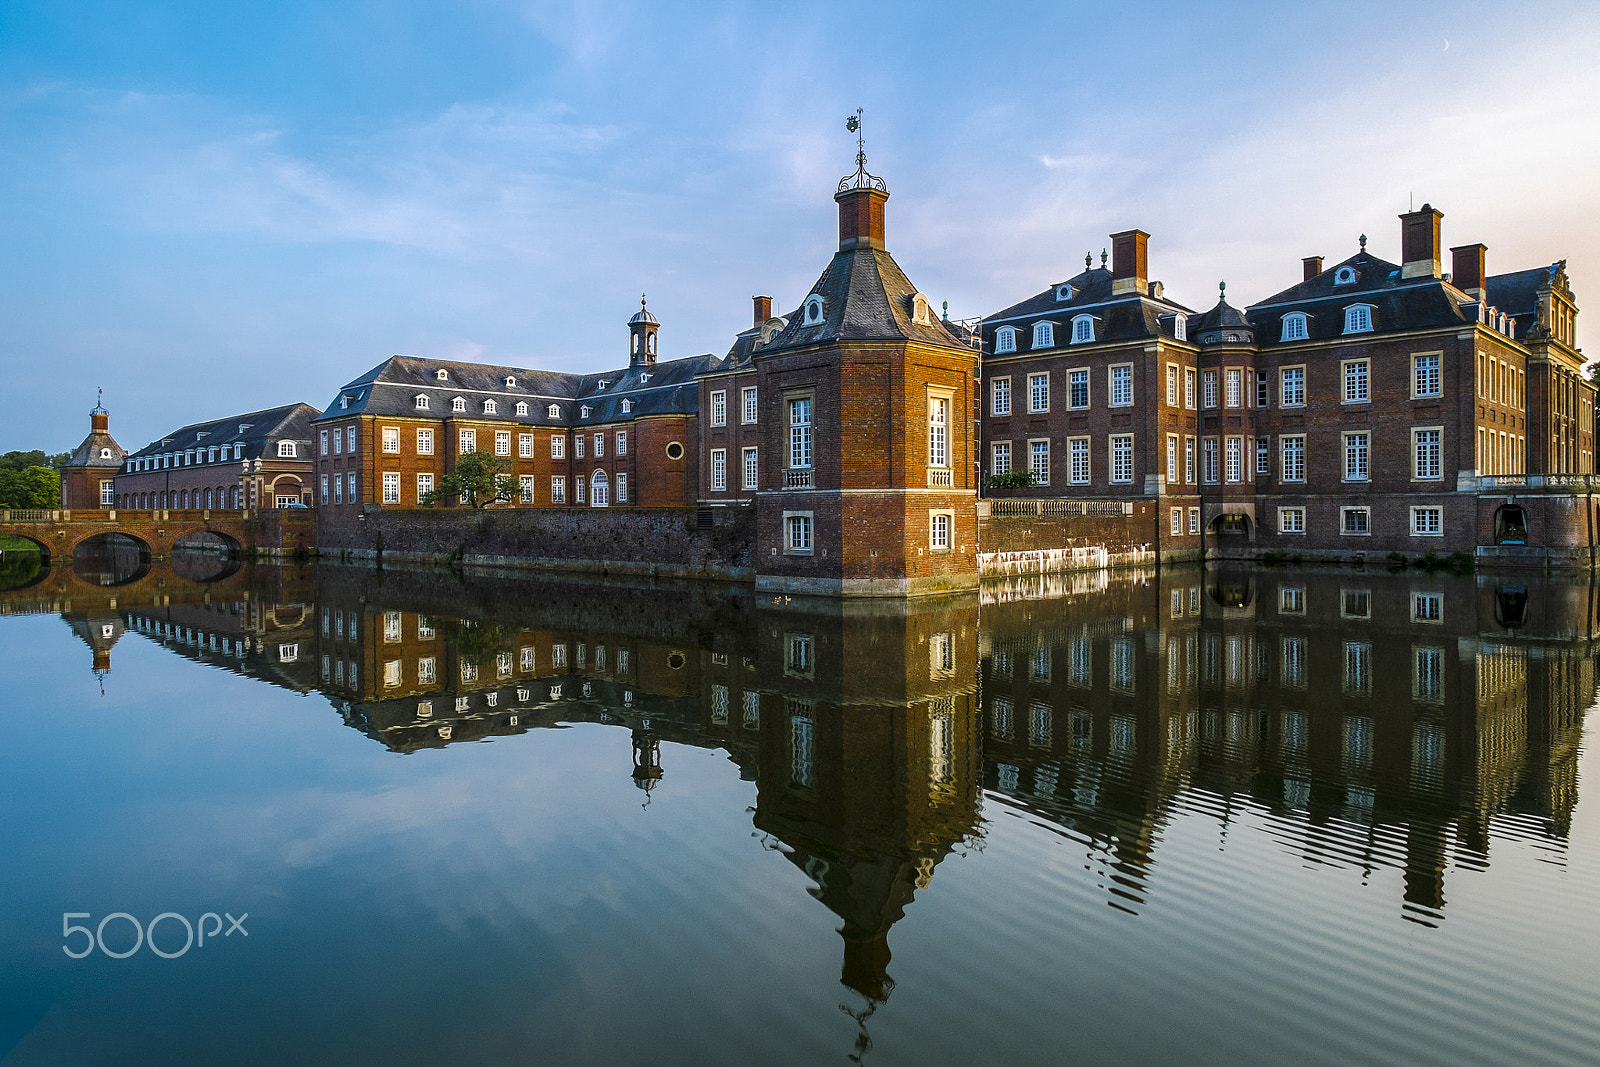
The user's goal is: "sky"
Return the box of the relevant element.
[3,0,1599,453]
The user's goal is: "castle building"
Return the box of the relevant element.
[311,301,714,513]
[116,403,319,510]
[978,206,1593,560]
[59,399,128,510]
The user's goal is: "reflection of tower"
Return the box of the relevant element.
[631,724,663,803]
[63,611,126,696]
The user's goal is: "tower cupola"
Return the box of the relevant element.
[628,295,659,366]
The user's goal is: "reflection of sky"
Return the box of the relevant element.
[3,1,1599,450]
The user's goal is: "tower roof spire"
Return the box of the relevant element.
[838,108,887,194]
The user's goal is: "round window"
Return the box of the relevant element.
[667,651,685,670]
[665,442,684,461]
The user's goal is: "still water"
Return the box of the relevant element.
[2,553,1598,1065]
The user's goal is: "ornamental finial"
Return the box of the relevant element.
[1359,233,1367,251]
[838,109,887,194]
[1219,280,1227,299]
[1085,252,1092,270]
[1100,248,1108,268]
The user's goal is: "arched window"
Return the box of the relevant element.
[1334,266,1356,286]
[1056,285,1074,302]
[1033,322,1054,348]
[621,399,632,413]
[1173,315,1188,342]
[591,469,609,507]
[632,334,640,354]
[802,294,825,325]
[995,326,1016,353]
[647,334,656,354]
[515,401,528,416]
[1072,315,1095,343]
[504,376,516,387]
[483,399,497,414]
[1281,312,1309,341]
[580,405,591,418]
[278,441,296,457]
[547,404,561,418]
[452,397,467,412]
[436,369,449,380]
[205,488,213,508]
[181,490,190,508]
[1343,304,1374,334]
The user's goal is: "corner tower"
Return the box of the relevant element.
[59,393,127,510]
[752,124,979,596]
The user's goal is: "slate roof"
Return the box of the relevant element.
[125,403,319,462]
[1189,290,1255,342]
[1485,263,1563,342]
[1245,248,1481,346]
[758,248,971,354]
[979,265,1194,355]
[63,430,128,469]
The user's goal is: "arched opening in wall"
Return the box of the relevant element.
[1210,513,1253,539]
[1494,583,1528,629]
[1207,569,1254,608]
[173,529,241,557]
[0,533,51,590]
[1494,505,1528,545]
[591,470,609,507]
[72,532,151,586]
[270,477,304,508]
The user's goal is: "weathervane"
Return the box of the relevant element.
[839,108,887,194]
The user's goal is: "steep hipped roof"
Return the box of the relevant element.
[126,403,319,461]
[63,428,127,469]
[758,247,971,354]
[1246,247,1479,345]
[981,265,1193,352]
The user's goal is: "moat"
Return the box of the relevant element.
[2,553,1598,1065]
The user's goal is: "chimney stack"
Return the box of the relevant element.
[752,295,773,327]
[1400,204,1444,279]
[1450,244,1487,299]
[1302,256,1324,282]
[1110,229,1149,296]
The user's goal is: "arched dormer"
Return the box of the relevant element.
[580,404,591,419]
[911,292,934,327]
[1032,321,1055,349]
[621,399,633,414]
[1334,265,1357,286]
[1071,315,1096,344]
[1343,304,1375,334]
[1281,312,1309,341]
[1056,284,1074,302]
[802,294,825,326]
[436,369,450,381]
[994,325,1017,353]
[504,375,516,388]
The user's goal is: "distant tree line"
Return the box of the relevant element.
[0,451,67,508]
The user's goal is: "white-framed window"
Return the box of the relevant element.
[1166,364,1179,407]
[1028,372,1049,413]
[381,426,399,453]
[1184,367,1196,409]
[580,405,590,419]
[789,396,812,469]
[547,404,561,418]
[1110,364,1133,407]
[620,399,632,414]
[615,472,627,502]
[1344,304,1375,334]
[930,511,953,551]
[320,474,330,505]
[574,436,584,458]
[1032,321,1054,348]
[346,426,357,452]
[382,472,400,504]
[483,399,497,415]
[417,473,433,499]
[414,429,432,455]
[1341,506,1370,535]
[414,395,429,411]
[1411,506,1443,536]
[1279,507,1306,534]
[519,433,533,457]
[591,470,609,507]
[435,369,450,381]
[1344,643,1372,695]
[1280,586,1305,614]
[1413,353,1442,398]
[452,397,467,412]
[711,448,727,491]
[551,435,565,459]
[551,475,566,503]
[995,326,1016,353]
[1225,436,1242,482]
[278,441,296,458]
[1202,370,1217,408]
[100,480,114,506]
[740,387,758,424]
[992,441,1012,476]
[1280,366,1305,406]
[347,471,357,502]
[1225,368,1242,408]
[1071,315,1095,343]
[1166,435,1178,483]
[711,390,727,426]
[1031,439,1051,485]
[575,474,585,503]
[743,447,758,490]
[1413,593,1443,623]
[1188,507,1200,535]
[1342,359,1370,403]
[802,294,825,325]
[320,429,329,455]
[928,395,950,467]
[1068,437,1089,484]
[460,429,476,453]
[593,433,603,458]
[1068,369,1089,409]
[1343,432,1369,481]
[519,474,534,504]
[1174,315,1188,342]
[991,376,1011,416]
[495,431,511,456]
[1171,508,1183,535]
[784,511,813,553]
[1110,435,1133,483]
[1185,436,1196,483]
[1203,438,1218,483]
[1281,312,1309,341]
[1281,435,1305,482]
[515,401,528,416]
[1413,427,1443,480]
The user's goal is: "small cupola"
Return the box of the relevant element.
[629,295,659,366]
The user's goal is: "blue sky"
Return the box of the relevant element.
[3,0,1598,452]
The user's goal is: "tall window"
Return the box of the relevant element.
[616,431,626,456]
[417,473,433,499]
[1202,371,1218,408]
[1225,437,1242,482]
[1281,367,1305,406]
[1031,440,1051,485]
[995,326,1016,353]
[1343,360,1370,403]
[711,390,727,426]
[1072,315,1094,343]
[320,429,329,455]
[1414,428,1442,479]
[1033,322,1054,348]
[551,476,566,503]
[992,442,1012,476]
[1110,365,1132,407]
[591,471,608,506]
[1069,370,1089,409]
[1069,438,1089,484]
[1167,365,1179,407]
[1225,369,1241,407]
[519,434,533,457]
[1110,435,1133,483]
[1256,374,1270,407]
[992,377,1011,416]
[519,475,534,503]
[382,473,400,503]
[742,387,758,423]
[551,435,565,459]
[1256,437,1270,475]
[786,513,812,552]
[1344,304,1374,334]
[743,447,758,490]
[1185,437,1196,483]
[930,512,952,550]
[1344,432,1369,481]
[593,433,604,458]
[789,397,812,469]
[495,431,511,456]
[928,396,949,467]
[1166,435,1178,483]
[1281,313,1308,341]
[575,436,584,458]
[1203,438,1218,483]
[1029,372,1049,412]
[711,449,727,490]
[616,472,628,502]
[459,429,475,453]
[1281,436,1305,481]
[1184,368,1196,409]
[1413,353,1442,398]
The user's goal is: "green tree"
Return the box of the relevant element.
[421,451,518,508]
[0,451,50,472]
[983,469,1038,492]
[0,465,59,508]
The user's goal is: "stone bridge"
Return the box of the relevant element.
[0,507,311,565]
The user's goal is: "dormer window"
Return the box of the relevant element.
[414,394,429,410]
[515,401,528,416]
[1173,315,1188,342]
[436,369,449,381]
[995,326,1016,353]
[639,372,651,383]
[278,442,296,458]
[339,395,350,409]
[1281,312,1309,341]
[1343,304,1375,334]
[1071,315,1096,344]
[621,399,633,413]
[1334,266,1357,286]
[483,399,497,414]
[452,397,467,412]
[580,405,591,419]
[802,294,825,326]
[547,404,561,418]
[99,448,113,460]
[1056,284,1074,302]
[504,376,516,387]
[597,379,610,391]
[1032,322,1055,348]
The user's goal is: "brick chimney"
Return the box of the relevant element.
[1302,256,1324,282]
[1400,204,1444,279]
[752,295,773,327]
[1450,243,1487,299]
[1110,230,1149,296]
[836,185,888,252]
